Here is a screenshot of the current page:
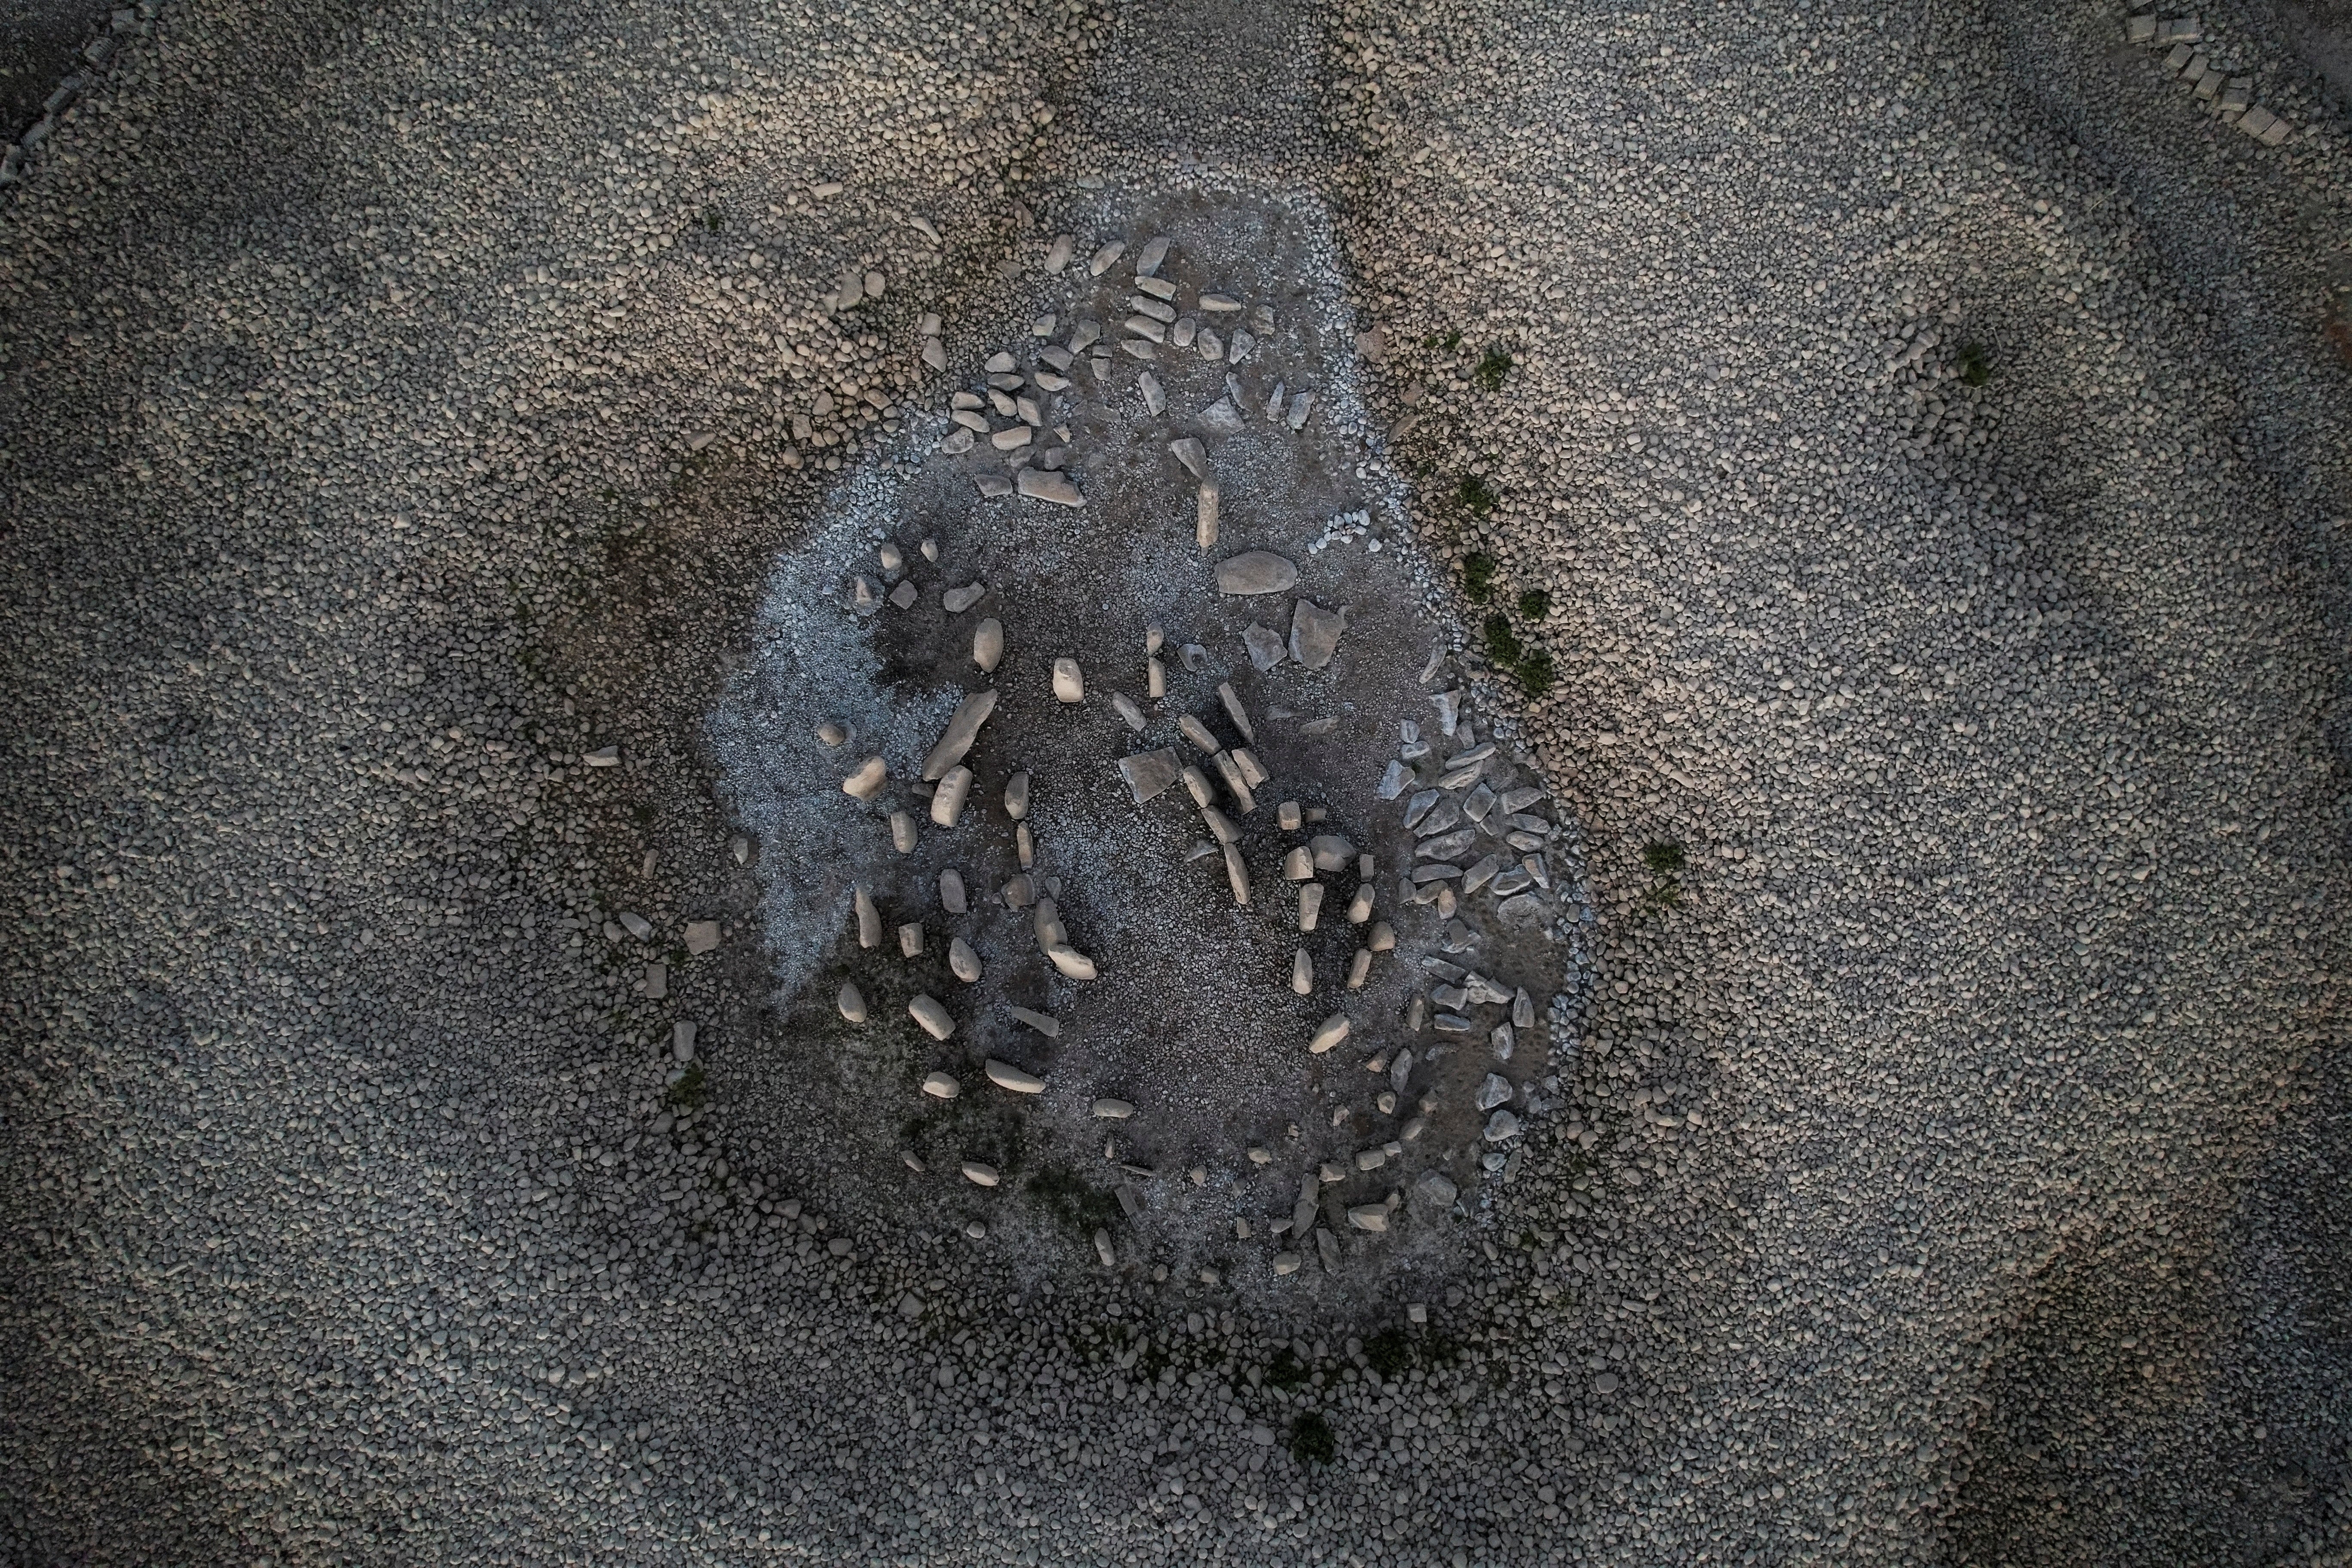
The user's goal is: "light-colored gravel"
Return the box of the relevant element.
[3,0,2349,1563]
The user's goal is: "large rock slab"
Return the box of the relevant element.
[1215,551,1298,595]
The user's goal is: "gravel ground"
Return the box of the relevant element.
[2,0,2349,1564]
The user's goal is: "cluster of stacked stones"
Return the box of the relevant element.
[781,211,1578,1282]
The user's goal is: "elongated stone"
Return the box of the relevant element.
[1091,1097,1136,1119]
[1044,233,1075,274]
[986,1058,1047,1094]
[1200,805,1240,845]
[843,756,888,799]
[930,766,975,828]
[1170,436,1206,478]
[1348,884,1375,923]
[1182,765,1217,811]
[1308,1014,1351,1054]
[1197,481,1219,548]
[1005,772,1032,820]
[921,689,998,781]
[890,810,918,853]
[962,1160,1001,1188]
[1222,842,1251,905]
[1017,468,1084,507]
[942,584,987,613]
[1177,714,1219,753]
[1118,748,1182,805]
[1139,371,1166,415]
[1215,551,1298,597]
[1046,945,1099,982]
[922,1070,960,1099]
[940,868,968,914]
[1513,988,1537,1029]
[1298,882,1325,932]
[1347,949,1372,989]
[854,886,882,948]
[1135,236,1170,276]
[1032,897,1068,950]
[1211,750,1256,813]
[973,618,1004,672]
[1291,949,1313,995]
[1232,747,1268,788]
[838,981,868,1023]
[1148,656,1166,698]
[1348,1205,1388,1233]
[908,994,956,1041]
[1087,239,1125,276]
[1008,1006,1061,1039]
[897,921,925,959]
[1216,681,1256,742]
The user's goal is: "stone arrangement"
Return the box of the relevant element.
[2125,7,2296,144]
[719,198,1584,1294]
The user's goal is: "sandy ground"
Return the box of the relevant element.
[2,0,2349,1563]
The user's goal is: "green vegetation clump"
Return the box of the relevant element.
[1289,1412,1337,1466]
[1518,588,1551,619]
[1514,646,1556,697]
[1364,1329,1414,1378]
[1472,344,1516,392]
[1957,340,1991,387]
[1266,1347,1309,1390]
[1483,612,1522,665]
[1642,839,1687,911]
[1455,475,1500,518]
[663,1063,707,1111]
[1461,552,1497,603]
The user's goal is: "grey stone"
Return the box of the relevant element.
[1243,623,1288,672]
[1117,748,1182,805]
[1215,551,1299,595]
[1288,599,1345,669]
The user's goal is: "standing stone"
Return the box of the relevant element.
[921,689,1000,781]
[909,995,956,1041]
[931,766,976,828]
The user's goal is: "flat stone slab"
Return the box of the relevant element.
[1215,551,1298,595]
[1016,468,1084,506]
[1289,598,1345,668]
[1117,747,1182,804]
